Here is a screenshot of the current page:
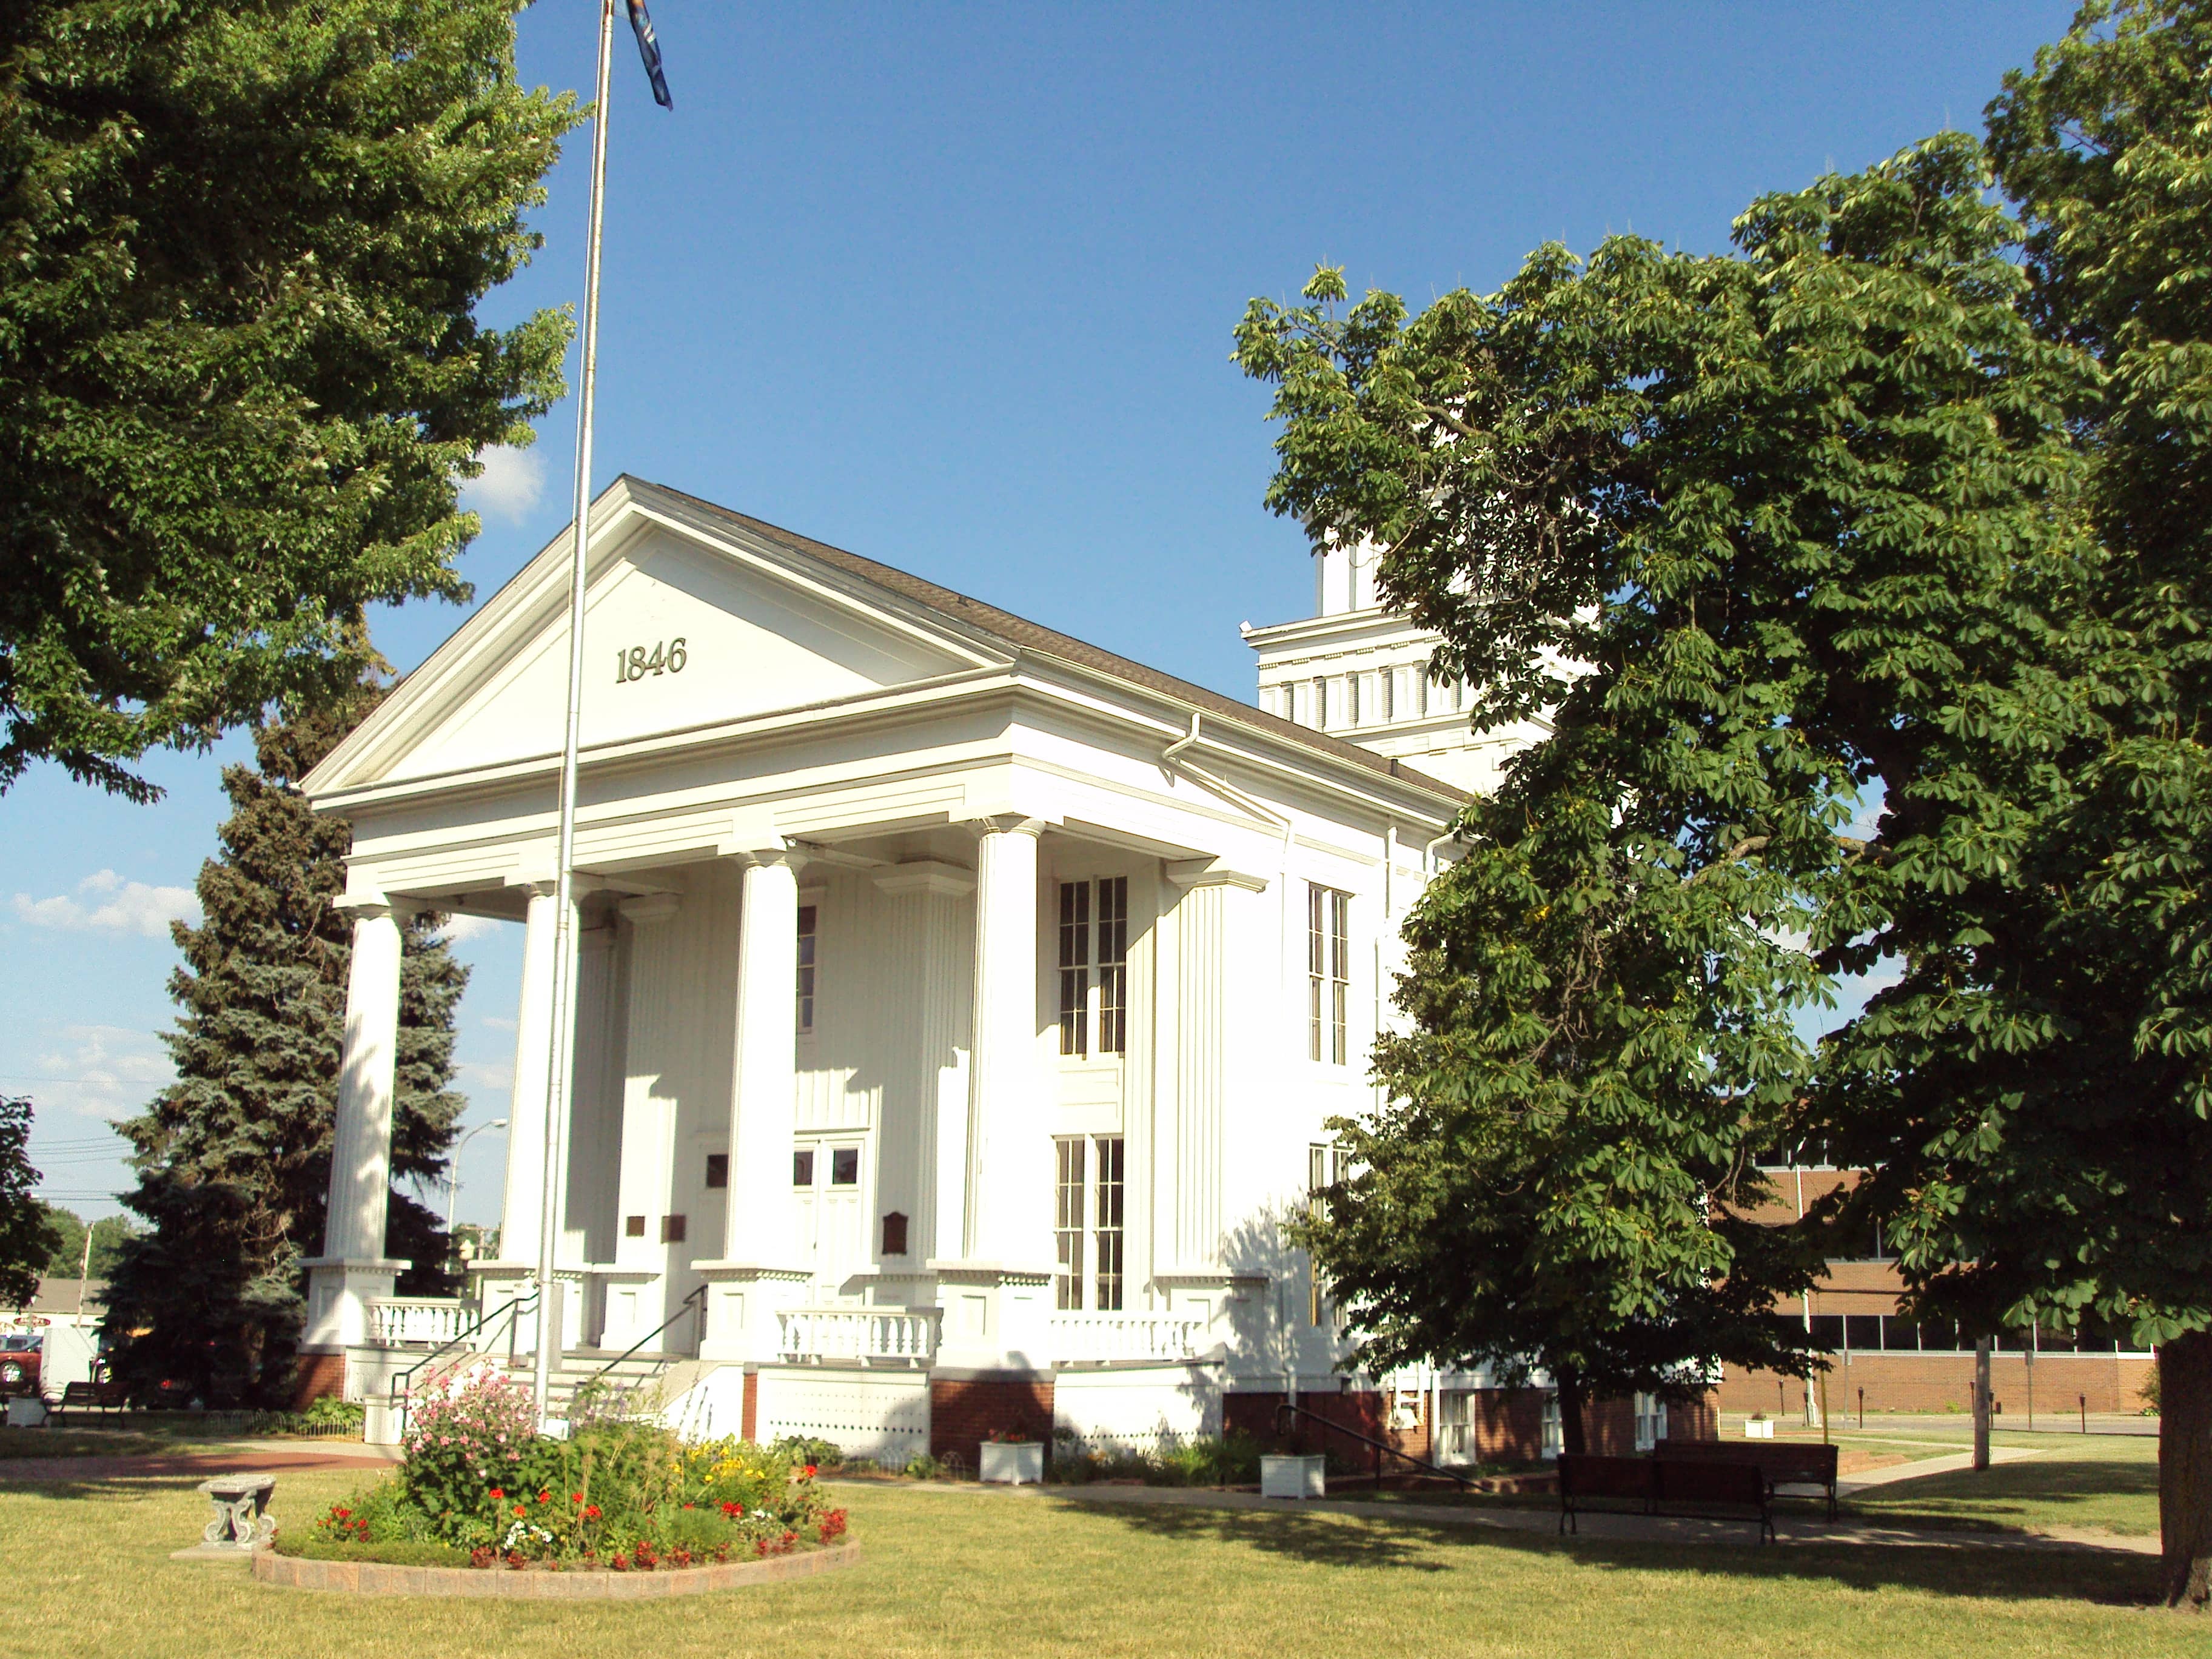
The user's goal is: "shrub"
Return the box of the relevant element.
[2141,1360,2160,1416]
[769,1433,844,1470]
[397,1362,539,1523]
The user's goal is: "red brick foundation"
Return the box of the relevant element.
[292,1352,346,1411]
[1717,1352,2156,1418]
[930,1375,1054,1460]
[742,1368,759,1441]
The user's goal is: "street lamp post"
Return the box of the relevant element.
[445,1118,510,1233]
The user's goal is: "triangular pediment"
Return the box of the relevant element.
[312,482,1002,791]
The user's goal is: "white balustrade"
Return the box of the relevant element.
[777,1307,939,1366]
[1049,1313,1206,1363]
[366,1297,472,1347]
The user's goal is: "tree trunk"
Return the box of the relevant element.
[2161,1329,2212,1610]
[1557,1367,1589,1456]
[1973,1339,1992,1472]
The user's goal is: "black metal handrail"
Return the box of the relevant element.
[566,1284,708,1417]
[1273,1398,1480,1490]
[390,1293,536,1438]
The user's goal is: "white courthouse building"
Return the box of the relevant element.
[300,478,1557,1461]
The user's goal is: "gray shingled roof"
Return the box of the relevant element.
[628,477,1465,802]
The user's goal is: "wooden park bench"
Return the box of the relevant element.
[55,1381,126,1424]
[1557,1452,1774,1543]
[1655,1438,1841,1520]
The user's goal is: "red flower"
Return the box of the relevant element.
[511,1504,526,1518]
[571,1492,583,1504]
[488,1488,504,1501]
[585,1504,602,1520]
[611,1553,631,1572]
[537,1490,551,1504]
[802,1463,818,1478]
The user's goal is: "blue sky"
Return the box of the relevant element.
[1,1,2079,1227]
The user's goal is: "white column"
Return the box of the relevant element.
[495,885,562,1267]
[964,819,1050,1262]
[933,817,1053,1371]
[697,848,811,1361]
[302,899,409,1355]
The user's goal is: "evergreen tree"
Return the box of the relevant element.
[0,1096,61,1309]
[103,682,468,1406]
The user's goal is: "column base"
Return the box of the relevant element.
[928,1259,1054,1372]
[691,1261,813,1362]
[300,1258,407,1350]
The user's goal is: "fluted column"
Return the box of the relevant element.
[302,898,409,1356]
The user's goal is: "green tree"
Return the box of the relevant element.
[102,680,469,1407]
[1235,136,2096,1453]
[1802,1,2212,1606]
[38,1206,138,1280]
[0,1,576,800]
[0,1098,62,1309]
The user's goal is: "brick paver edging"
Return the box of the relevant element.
[252,1541,861,1598]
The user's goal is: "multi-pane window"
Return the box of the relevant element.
[796,904,819,1034]
[1057,881,1090,1057]
[1307,885,1350,1064]
[1096,877,1128,1055]
[1094,1136,1125,1312]
[1054,1138,1086,1310]
[1053,1135,1127,1310]
[1057,878,1130,1059]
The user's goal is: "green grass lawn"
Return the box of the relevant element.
[7,1461,2197,1658]
[1828,1427,2160,1539]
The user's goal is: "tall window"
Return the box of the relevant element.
[1055,1138,1086,1310]
[1307,1143,1340,1326]
[1053,1134,1125,1310]
[796,903,819,1034]
[1057,880,1090,1057]
[1094,1135,1125,1312]
[1307,885,1350,1064]
[1058,878,1130,1059]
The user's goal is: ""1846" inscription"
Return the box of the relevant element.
[614,637,688,682]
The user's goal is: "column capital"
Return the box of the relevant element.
[335,896,395,922]
[967,814,1049,840]
[719,839,808,871]
[1165,857,1270,893]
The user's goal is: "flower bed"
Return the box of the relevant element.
[275,1362,850,1577]
[255,1541,863,1599]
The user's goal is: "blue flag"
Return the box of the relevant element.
[626,0,672,109]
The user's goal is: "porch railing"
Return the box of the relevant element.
[777,1307,939,1366]
[1050,1313,1207,1363]
[366,1297,473,1347]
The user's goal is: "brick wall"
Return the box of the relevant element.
[930,1375,1054,1460]
[1225,1386,1720,1467]
[742,1367,758,1441]
[292,1352,346,1410]
[1717,1352,2156,1417]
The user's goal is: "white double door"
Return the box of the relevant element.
[793,1137,868,1301]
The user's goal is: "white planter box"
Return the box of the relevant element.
[1743,1418,1775,1439]
[1260,1453,1326,1500]
[979,1441,1044,1484]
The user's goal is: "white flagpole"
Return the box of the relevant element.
[534,0,618,1427]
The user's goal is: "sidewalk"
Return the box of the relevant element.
[834,1470,2157,1557]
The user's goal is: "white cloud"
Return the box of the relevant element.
[457,1059,515,1098]
[480,1015,518,1033]
[463,444,547,526]
[436,913,505,945]
[11,870,199,939]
